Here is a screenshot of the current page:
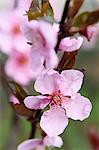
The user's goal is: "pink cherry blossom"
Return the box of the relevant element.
[87,25,97,41]
[59,37,83,52]
[24,69,92,136]
[5,50,33,85]
[0,9,29,54]
[49,0,66,21]
[21,20,58,73]
[17,135,63,150]
[82,23,99,49]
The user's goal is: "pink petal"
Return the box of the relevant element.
[5,50,33,85]
[0,33,12,54]
[87,25,97,40]
[40,105,68,136]
[10,95,20,104]
[53,23,59,32]
[29,48,44,73]
[24,95,50,110]
[63,93,92,121]
[21,20,57,50]
[44,135,63,148]
[13,35,30,53]
[49,0,66,21]
[34,70,61,95]
[21,20,39,42]
[59,37,83,52]
[17,0,32,14]
[39,21,57,48]
[60,69,84,96]
[17,139,43,150]
[45,49,58,69]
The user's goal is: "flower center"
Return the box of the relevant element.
[18,54,28,65]
[12,25,20,35]
[49,92,62,105]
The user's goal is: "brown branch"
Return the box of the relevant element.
[55,0,71,52]
[29,120,36,139]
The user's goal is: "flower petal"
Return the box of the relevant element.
[24,96,50,110]
[10,95,20,104]
[44,135,63,148]
[39,21,57,48]
[34,70,61,95]
[40,105,68,136]
[60,69,84,96]
[63,93,92,121]
[45,49,58,69]
[17,139,43,150]
[49,0,66,21]
[21,20,38,42]
[59,37,83,52]
[29,48,44,73]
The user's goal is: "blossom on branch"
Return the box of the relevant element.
[24,69,92,136]
[0,9,29,54]
[59,37,83,52]
[21,20,58,74]
[5,50,33,85]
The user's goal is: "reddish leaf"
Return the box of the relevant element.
[9,81,28,103]
[68,0,84,19]
[10,102,33,118]
[57,51,78,72]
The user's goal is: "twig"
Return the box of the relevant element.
[29,119,36,139]
[55,0,71,52]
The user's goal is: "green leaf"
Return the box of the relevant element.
[26,0,53,21]
[73,10,99,27]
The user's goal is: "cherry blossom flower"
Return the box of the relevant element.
[49,0,66,21]
[59,37,83,52]
[17,135,63,150]
[0,9,29,54]
[87,25,97,41]
[82,23,99,49]
[21,20,58,73]
[5,50,33,85]
[24,69,92,136]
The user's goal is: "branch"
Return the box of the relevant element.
[55,0,71,52]
[29,119,36,139]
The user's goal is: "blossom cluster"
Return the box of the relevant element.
[0,0,94,150]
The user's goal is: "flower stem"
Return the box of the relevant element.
[29,119,36,139]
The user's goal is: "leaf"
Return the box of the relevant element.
[73,10,99,27]
[42,1,53,16]
[57,51,78,72]
[26,0,53,21]
[10,102,33,118]
[9,81,28,103]
[26,10,43,21]
[68,0,84,19]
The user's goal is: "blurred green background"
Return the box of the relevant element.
[0,0,99,150]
